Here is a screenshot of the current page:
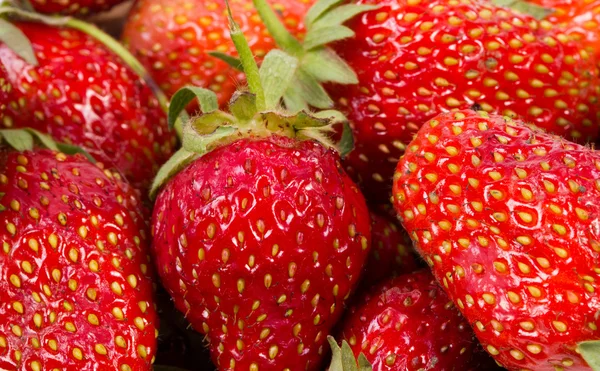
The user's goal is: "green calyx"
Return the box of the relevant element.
[0,3,181,136]
[490,0,555,20]
[210,0,377,112]
[327,336,372,371]
[150,1,354,200]
[0,128,95,161]
[579,341,600,371]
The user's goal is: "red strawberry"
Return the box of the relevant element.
[392,109,600,370]
[326,0,600,202]
[361,210,419,288]
[0,130,158,370]
[25,0,127,15]
[153,135,370,370]
[150,10,371,369]
[0,21,176,192]
[337,270,498,371]
[524,0,600,58]
[121,0,312,108]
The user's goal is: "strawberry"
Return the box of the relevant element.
[23,0,127,15]
[337,270,498,371]
[150,10,371,370]
[360,210,419,288]
[522,0,600,59]
[392,109,600,370]
[121,0,312,108]
[0,129,158,370]
[322,0,600,202]
[0,19,176,192]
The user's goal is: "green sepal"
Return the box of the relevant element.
[327,336,373,371]
[229,91,258,122]
[0,128,96,162]
[283,88,309,113]
[304,0,344,26]
[293,67,334,109]
[303,49,358,84]
[0,129,34,152]
[251,0,303,55]
[0,18,38,65]
[304,25,354,50]
[149,148,199,200]
[490,0,554,20]
[168,86,219,128]
[310,4,379,30]
[259,49,299,110]
[578,341,600,371]
[207,51,244,72]
[182,123,237,154]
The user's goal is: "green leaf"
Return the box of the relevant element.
[229,91,258,121]
[23,129,58,151]
[208,51,244,72]
[304,25,354,50]
[0,18,38,66]
[294,67,334,109]
[259,50,299,110]
[149,148,199,200]
[0,129,34,152]
[578,341,600,371]
[168,86,219,128]
[337,120,355,158]
[311,4,378,30]
[56,143,96,163]
[327,336,373,371]
[182,124,238,154]
[303,49,357,84]
[305,0,344,27]
[490,0,554,20]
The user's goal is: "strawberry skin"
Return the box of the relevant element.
[28,0,126,15]
[0,149,158,370]
[392,109,600,370]
[0,22,176,192]
[339,270,497,371]
[121,0,312,108]
[330,0,600,202]
[361,210,418,288]
[152,136,371,370]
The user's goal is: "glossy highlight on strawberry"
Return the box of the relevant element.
[393,109,600,370]
[152,136,371,370]
[0,148,158,370]
[0,22,176,192]
[122,0,312,108]
[330,0,600,202]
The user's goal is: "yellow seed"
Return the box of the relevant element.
[553,321,567,332]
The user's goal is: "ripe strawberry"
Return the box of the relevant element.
[121,0,312,108]
[0,131,158,370]
[361,210,418,288]
[327,0,600,202]
[524,0,600,58]
[392,109,600,370]
[0,21,176,192]
[150,10,371,368]
[24,0,127,15]
[337,270,497,371]
[153,135,370,370]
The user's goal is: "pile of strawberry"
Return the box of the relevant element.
[1,0,600,370]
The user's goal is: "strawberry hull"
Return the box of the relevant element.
[392,109,600,370]
[152,136,371,370]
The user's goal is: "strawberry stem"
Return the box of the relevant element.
[225,0,266,111]
[252,0,303,55]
